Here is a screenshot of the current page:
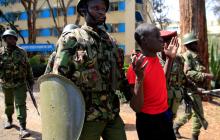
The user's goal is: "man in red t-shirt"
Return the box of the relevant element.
[128,23,179,140]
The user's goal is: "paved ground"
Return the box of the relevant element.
[0,85,220,140]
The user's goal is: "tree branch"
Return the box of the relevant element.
[21,0,28,11]
[46,0,62,35]
[67,0,74,9]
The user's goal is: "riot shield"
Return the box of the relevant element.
[38,74,85,140]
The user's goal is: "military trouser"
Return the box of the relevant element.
[175,94,204,135]
[79,115,127,140]
[168,89,182,119]
[2,84,27,125]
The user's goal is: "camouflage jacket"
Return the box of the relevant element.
[182,50,206,91]
[45,29,76,74]
[0,46,34,88]
[158,52,186,98]
[52,24,125,121]
[44,51,56,74]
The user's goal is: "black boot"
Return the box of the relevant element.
[173,123,182,138]
[191,134,199,140]
[19,123,30,138]
[4,116,13,129]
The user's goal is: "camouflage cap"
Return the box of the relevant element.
[77,0,109,17]
[2,29,18,40]
[182,32,198,45]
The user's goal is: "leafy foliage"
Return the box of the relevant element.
[211,0,220,18]
[0,0,17,6]
[208,36,220,88]
[123,61,129,73]
[152,0,171,29]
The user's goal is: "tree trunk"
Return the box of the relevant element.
[60,0,68,26]
[179,0,209,71]
[32,0,38,44]
[46,0,62,36]
[21,0,38,44]
[27,2,33,44]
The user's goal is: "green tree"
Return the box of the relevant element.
[21,0,39,44]
[179,0,209,70]
[46,0,80,36]
[0,9,26,44]
[152,0,171,29]
[211,0,220,18]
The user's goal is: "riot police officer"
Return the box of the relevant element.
[52,0,127,140]
[0,29,34,138]
[173,32,214,140]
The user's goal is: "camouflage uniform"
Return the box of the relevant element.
[44,51,56,74]
[52,24,126,140]
[158,53,186,119]
[0,46,34,127]
[175,49,206,136]
[45,24,79,74]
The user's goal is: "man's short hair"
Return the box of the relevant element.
[134,23,159,46]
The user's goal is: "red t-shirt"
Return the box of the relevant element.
[126,56,168,114]
[126,65,136,85]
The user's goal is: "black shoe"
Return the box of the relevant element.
[20,128,30,138]
[4,121,12,129]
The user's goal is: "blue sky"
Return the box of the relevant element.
[165,0,217,21]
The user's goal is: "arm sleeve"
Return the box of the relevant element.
[44,52,56,74]
[183,54,206,83]
[185,70,206,82]
[53,34,78,78]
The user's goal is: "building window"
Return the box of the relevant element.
[106,24,112,33]
[52,8,58,17]
[51,27,61,37]
[0,17,4,22]
[136,0,143,4]
[19,12,27,20]
[20,30,29,38]
[135,11,144,22]
[106,23,119,33]
[67,6,75,16]
[118,23,125,32]
[118,1,125,11]
[118,44,126,53]
[0,0,21,6]
[38,28,51,37]
[109,2,119,11]
[56,8,64,16]
[38,9,50,18]
[0,12,19,22]
[106,23,126,33]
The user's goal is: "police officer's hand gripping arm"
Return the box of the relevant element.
[183,55,214,83]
